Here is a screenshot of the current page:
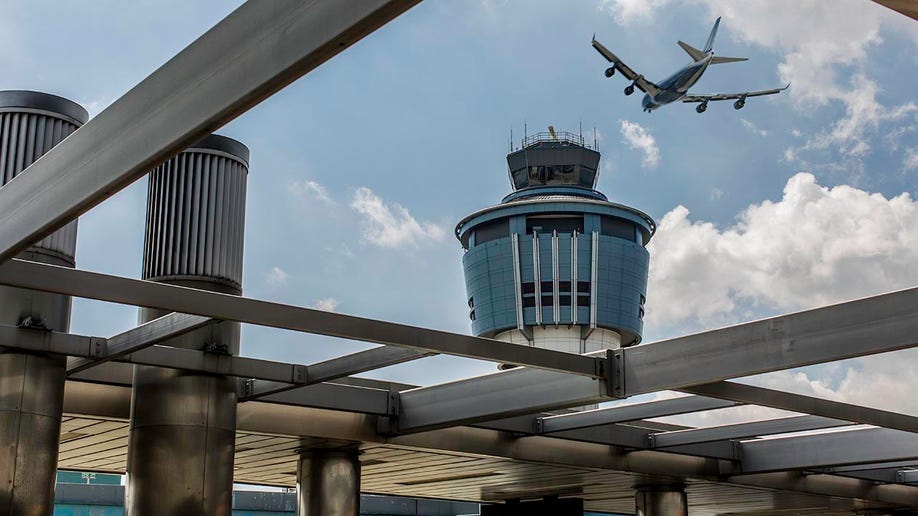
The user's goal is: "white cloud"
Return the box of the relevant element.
[647,172,918,330]
[350,187,446,248]
[740,118,769,137]
[265,266,288,287]
[709,187,723,200]
[288,180,336,205]
[311,298,340,312]
[904,147,918,170]
[600,0,918,160]
[619,119,660,169]
[598,0,672,24]
[791,129,803,138]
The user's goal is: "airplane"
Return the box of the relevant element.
[592,17,788,113]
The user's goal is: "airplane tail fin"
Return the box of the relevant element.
[703,17,721,53]
[710,55,748,64]
[677,40,706,62]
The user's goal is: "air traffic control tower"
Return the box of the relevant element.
[456,129,655,361]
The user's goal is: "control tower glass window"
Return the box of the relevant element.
[510,166,599,190]
[473,219,509,245]
[601,217,637,242]
[526,216,583,235]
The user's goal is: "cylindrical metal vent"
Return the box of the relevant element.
[0,90,87,516]
[142,134,249,294]
[127,134,248,516]
[0,90,88,265]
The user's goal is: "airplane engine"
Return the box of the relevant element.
[604,66,616,77]
[696,102,707,113]
[734,100,745,110]
[624,85,635,96]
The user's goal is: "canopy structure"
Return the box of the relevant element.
[1,1,917,514]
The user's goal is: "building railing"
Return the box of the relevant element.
[521,131,586,148]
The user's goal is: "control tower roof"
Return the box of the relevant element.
[507,129,600,194]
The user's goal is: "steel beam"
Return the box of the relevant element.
[649,415,850,449]
[241,346,430,401]
[682,381,918,433]
[393,367,607,434]
[740,428,918,472]
[0,0,422,264]
[257,382,391,416]
[622,285,918,395]
[537,396,738,434]
[0,260,600,376]
[66,312,211,375]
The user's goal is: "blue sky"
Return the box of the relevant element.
[3,1,918,419]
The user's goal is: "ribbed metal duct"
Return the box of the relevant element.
[0,90,88,264]
[141,134,249,293]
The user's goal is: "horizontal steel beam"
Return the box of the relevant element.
[256,381,391,416]
[740,428,918,472]
[622,285,918,395]
[0,0,421,263]
[682,381,918,433]
[537,396,738,434]
[822,468,918,484]
[240,346,430,401]
[66,312,211,375]
[823,461,918,473]
[0,259,600,376]
[393,366,607,434]
[649,415,850,449]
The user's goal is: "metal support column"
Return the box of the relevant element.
[125,135,249,516]
[296,447,361,516]
[635,485,688,516]
[0,90,87,516]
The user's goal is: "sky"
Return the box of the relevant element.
[2,0,918,426]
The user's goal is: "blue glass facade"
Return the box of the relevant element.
[456,135,654,346]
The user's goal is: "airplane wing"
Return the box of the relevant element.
[681,84,790,103]
[591,36,661,96]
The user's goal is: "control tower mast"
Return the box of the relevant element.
[456,128,655,364]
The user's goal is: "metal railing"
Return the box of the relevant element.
[521,131,586,148]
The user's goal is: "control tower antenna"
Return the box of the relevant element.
[593,124,598,151]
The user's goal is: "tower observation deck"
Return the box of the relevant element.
[456,129,655,361]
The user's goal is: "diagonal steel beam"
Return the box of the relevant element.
[240,346,431,401]
[0,0,421,264]
[872,1,918,21]
[649,415,851,449]
[681,381,918,434]
[622,284,918,396]
[66,312,211,376]
[537,396,738,434]
[0,259,599,376]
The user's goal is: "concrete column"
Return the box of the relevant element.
[0,90,87,516]
[125,135,249,516]
[296,448,361,516]
[635,484,688,516]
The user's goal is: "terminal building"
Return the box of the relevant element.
[456,128,654,361]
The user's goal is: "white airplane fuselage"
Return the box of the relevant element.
[642,54,712,111]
